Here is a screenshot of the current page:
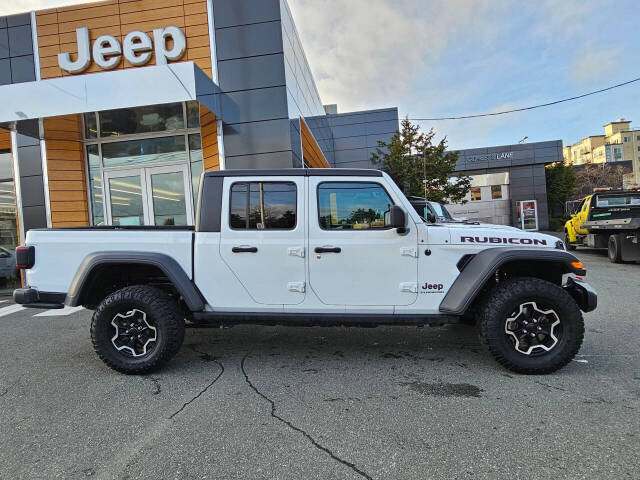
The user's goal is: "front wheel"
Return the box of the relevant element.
[90,285,185,374]
[477,277,584,374]
[564,232,576,251]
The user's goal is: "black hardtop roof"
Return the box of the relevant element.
[204,168,383,178]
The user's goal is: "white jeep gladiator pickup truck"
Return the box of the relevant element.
[14,169,597,375]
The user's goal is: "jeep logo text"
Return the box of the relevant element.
[58,26,187,74]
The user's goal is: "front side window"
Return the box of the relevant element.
[318,182,393,230]
[230,182,297,230]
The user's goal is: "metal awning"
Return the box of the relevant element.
[0,62,222,124]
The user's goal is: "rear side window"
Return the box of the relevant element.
[229,182,297,230]
[317,182,393,230]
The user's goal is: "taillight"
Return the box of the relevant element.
[15,245,35,269]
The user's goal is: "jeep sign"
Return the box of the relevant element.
[58,26,187,74]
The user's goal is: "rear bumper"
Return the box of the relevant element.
[564,277,597,313]
[13,288,66,309]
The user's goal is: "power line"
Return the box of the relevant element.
[407,76,640,121]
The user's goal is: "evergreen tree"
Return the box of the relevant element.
[371,118,471,204]
[545,161,576,216]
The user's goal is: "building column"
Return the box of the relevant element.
[10,119,48,242]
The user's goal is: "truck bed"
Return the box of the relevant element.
[25,228,193,294]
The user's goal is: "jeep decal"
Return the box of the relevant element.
[421,282,445,294]
[460,236,547,246]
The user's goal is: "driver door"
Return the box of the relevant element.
[307,178,418,307]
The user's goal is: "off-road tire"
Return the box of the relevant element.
[564,232,576,251]
[608,234,622,263]
[90,285,185,374]
[477,277,584,374]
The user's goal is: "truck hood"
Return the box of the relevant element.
[446,223,559,247]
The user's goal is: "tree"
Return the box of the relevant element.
[371,118,471,204]
[573,163,629,198]
[545,161,576,217]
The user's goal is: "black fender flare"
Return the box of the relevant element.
[65,252,205,311]
[439,248,586,315]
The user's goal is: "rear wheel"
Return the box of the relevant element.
[90,285,185,374]
[477,277,584,374]
[608,234,622,263]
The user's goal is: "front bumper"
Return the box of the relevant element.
[564,277,597,313]
[13,288,66,309]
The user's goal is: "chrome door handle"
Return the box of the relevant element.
[232,246,258,253]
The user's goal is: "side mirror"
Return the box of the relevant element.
[386,205,406,230]
[426,212,436,223]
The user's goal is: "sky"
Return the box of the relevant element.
[3,0,640,150]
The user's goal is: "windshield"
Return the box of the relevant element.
[429,202,454,220]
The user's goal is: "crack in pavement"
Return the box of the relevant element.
[0,376,23,398]
[96,350,224,480]
[169,349,224,420]
[240,352,373,480]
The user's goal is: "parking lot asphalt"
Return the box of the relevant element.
[0,248,638,480]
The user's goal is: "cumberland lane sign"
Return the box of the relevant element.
[58,26,187,74]
[467,151,514,163]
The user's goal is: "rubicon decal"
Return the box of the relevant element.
[461,236,547,246]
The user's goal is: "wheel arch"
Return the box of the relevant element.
[439,248,585,316]
[65,252,205,311]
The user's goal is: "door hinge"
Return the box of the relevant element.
[287,282,306,293]
[400,247,418,258]
[399,282,418,293]
[288,246,305,258]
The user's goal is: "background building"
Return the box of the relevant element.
[445,140,563,230]
[563,119,640,186]
[0,0,398,294]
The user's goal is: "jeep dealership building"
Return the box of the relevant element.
[0,0,399,291]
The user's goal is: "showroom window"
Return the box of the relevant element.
[470,187,482,201]
[317,182,393,230]
[84,102,204,226]
[491,185,502,199]
[0,149,19,293]
[230,182,297,230]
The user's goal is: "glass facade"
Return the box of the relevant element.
[0,149,19,293]
[84,102,204,226]
[279,0,327,166]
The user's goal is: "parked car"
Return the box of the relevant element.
[15,169,596,375]
[407,196,466,223]
[0,246,18,282]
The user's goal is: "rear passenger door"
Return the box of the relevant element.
[219,177,306,305]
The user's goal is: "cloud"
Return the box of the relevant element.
[571,48,622,84]
[287,0,497,112]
